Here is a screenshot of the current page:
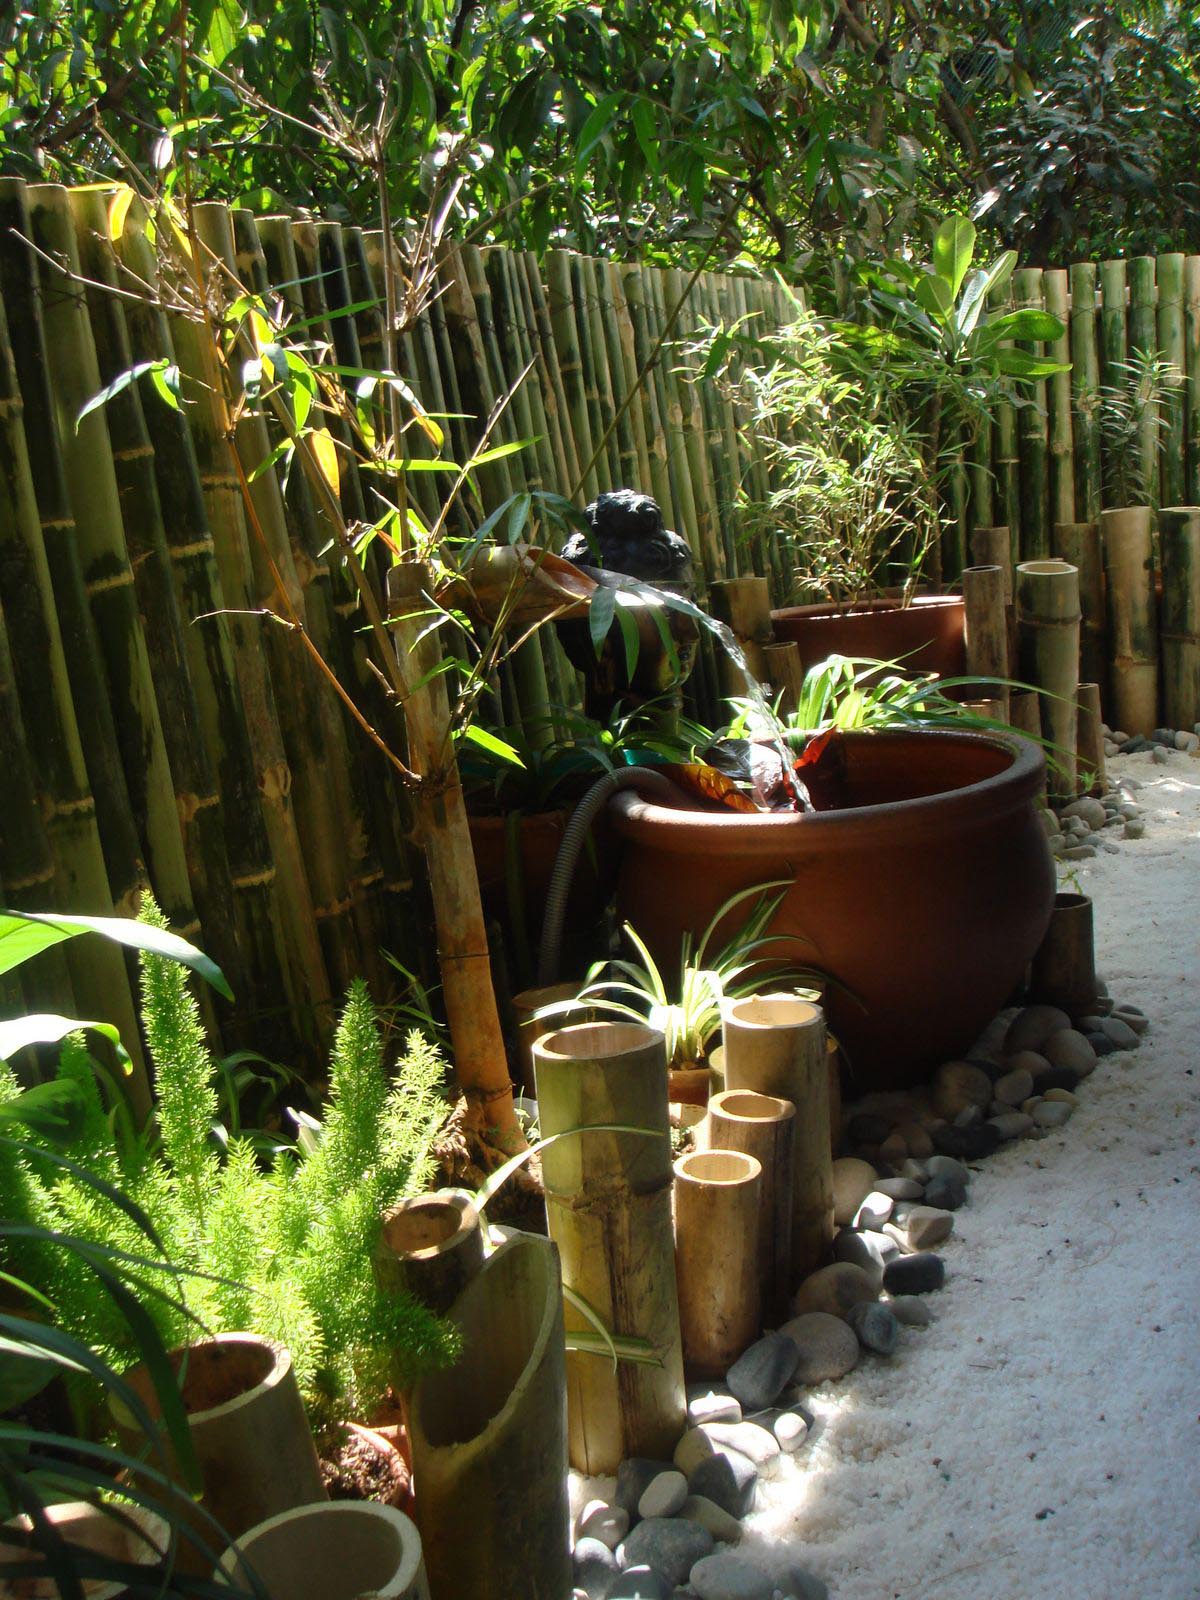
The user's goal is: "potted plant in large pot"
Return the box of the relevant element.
[607,659,1057,1089]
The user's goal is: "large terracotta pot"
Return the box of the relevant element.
[610,730,1055,1090]
[770,594,966,681]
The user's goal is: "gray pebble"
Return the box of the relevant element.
[688,1552,773,1600]
[882,1252,945,1294]
[1151,746,1170,764]
[677,1496,742,1544]
[699,1422,780,1473]
[1005,1005,1072,1054]
[575,1536,620,1597]
[1101,1015,1140,1050]
[852,1190,894,1229]
[923,1173,967,1210]
[994,1066,1034,1106]
[619,1520,714,1589]
[726,1333,800,1414]
[1123,818,1146,839]
[833,1227,896,1283]
[1032,1100,1073,1130]
[899,1204,954,1250]
[873,1176,924,1201]
[770,1411,809,1452]
[686,1452,757,1520]
[1043,1029,1097,1076]
[775,1565,829,1600]
[617,1459,676,1518]
[846,1299,898,1355]
[925,1154,971,1187]
[1177,730,1200,753]
[687,1387,743,1428]
[1112,1005,1149,1034]
[989,1110,1035,1140]
[888,1295,933,1327]
[639,1470,688,1521]
[779,1312,860,1384]
[578,1500,631,1551]
[1062,843,1095,859]
[1061,797,1106,829]
[607,1567,669,1600]
[1086,1031,1117,1057]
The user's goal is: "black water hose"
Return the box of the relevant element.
[537,767,687,987]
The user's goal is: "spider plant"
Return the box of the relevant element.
[540,882,818,1070]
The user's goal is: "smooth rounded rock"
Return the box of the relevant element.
[617,1459,675,1518]
[678,1496,743,1545]
[846,1299,898,1355]
[726,1333,799,1414]
[776,1565,829,1600]
[1007,1048,1051,1080]
[687,1388,742,1428]
[888,1295,933,1326]
[771,1411,809,1452]
[1032,1100,1073,1130]
[619,1520,714,1589]
[852,1190,894,1229]
[931,1060,994,1120]
[639,1471,688,1521]
[882,1252,945,1294]
[779,1311,860,1384]
[578,1500,631,1552]
[701,1422,780,1473]
[1042,1086,1077,1105]
[1101,1016,1140,1049]
[689,1551,773,1600]
[1123,818,1146,839]
[606,1568,668,1600]
[831,1157,878,1226]
[686,1451,758,1520]
[989,1111,1035,1140]
[923,1173,967,1211]
[931,1121,1000,1160]
[789,1262,877,1319]
[901,1205,954,1251]
[832,1228,895,1284]
[1062,796,1106,829]
[925,1154,971,1187]
[873,1176,923,1201]
[994,1066,1034,1106]
[1112,1005,1149,1034]
[575,1536,620,1598]
[1043,1029,1097,1075]
[1005,1005,1072,1054]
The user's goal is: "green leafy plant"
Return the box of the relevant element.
[540,883,818,1070]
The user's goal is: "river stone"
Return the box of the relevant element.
[874,1176,924,1200]
[1043,1086,1078,1105]
[952,1103,984,1128]
[1101,1015,1140,1049]
[606,1568,668,1600]
[931,1060,994,1120]
[831,1157,878,1225]
[578,1500,631,1551]
[923,1173,967,1211]
[726,1332,799,1413]
[925,1154,970,1186]
[619,1520,714,1589]
[989,1110,1035,1140]
[900,1157,931,1181]
[776,1565,829,1600]
[846,1299,898,1355]
[575,1536,620,1597]
[687,1387,742,1428]
[686,1450,758,1519]
[617,1459,676,1519]
[994,1066,1034,1106]
[900,1204,954,1250]
[689,1551,773,1600]
[878,1129,909,1166]
[790,1262,877,1319]
[888,1294,933,1326]
[771,1411,810,1452]
[1151,745,1171,764]
[1007,1048,1052,1080]
[779,1312,860,1383]
[1005,1005,1072,1054]
[1123,818,1146,839]
[639,1471,689,1520]
[882,1252,945,1294]
[1043,1029,1097,1075]
[1062,796,1106,829]
[678,1496,742,1544]
[852,1189,894,1229]
[898,1121,934,1158]
[1086,1031,1117,1057]
[833,1227,895,1284]
[1032,1100,1073,1130]
[701,1422,781,1473]
[932,1121,1000,1160]
[1112,1005,1149,1033]
[846,1112,892,1147]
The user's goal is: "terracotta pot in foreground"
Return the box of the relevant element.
[611,730,1055,1090]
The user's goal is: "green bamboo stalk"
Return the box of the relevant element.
[571,253,616,487]
[989,279,1021,567]
[1013,267,1050,560]
[1053,522,1106,694]
[665,266,721,586]
[592,258,641,487]
[602,259,653,497]
[25,183,197,935]
[545,251,597,502]
[1128,257,1159,502]
[1069,262,1102,522]
[519,249,582,494]
[619,263,675,525]
[69,187,241,1017]
[1099,258,1128,395]
[1186,257,1200,505]
[1157,254,1187,508]
[1158,506,1200,729]
[1044,269,1076,529]
[968,407,995,532]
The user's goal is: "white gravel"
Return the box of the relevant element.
[739,754,1200,1598]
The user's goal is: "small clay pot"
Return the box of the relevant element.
[770,593,967,681]
[322,1422,414,1516]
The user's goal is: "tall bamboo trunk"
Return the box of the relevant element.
[1101,508,1159,736]
[961,564,1010,712]
[1185,257,1200,505]
[1157,256,1186,508]
[1044,270,1076,529]
[1014,268,1050,561]
[1129,258,1160,505]
[532,1021,687,1474]
[1070,262,1103,522]
[1076,683,1106,796]
[1016,560,1080,800]
[1052,522,1106,694]
[1159,506,1200,729]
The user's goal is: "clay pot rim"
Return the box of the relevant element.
[218,1499,423,1597]
[770,593,964,622]
[609,729,1045,852]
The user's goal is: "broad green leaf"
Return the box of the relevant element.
[76,363,159,431]
[994,349,1070,379]
[149,362,181,411]
[932,215,975,296]
[468,437,539,467]
[0,910,233,999]
[0,1014,130,1074]
[915,274,953,318]
[589,584,617,654]
[461,725,526,767]
[576,94,624,172]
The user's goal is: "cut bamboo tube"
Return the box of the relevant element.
[1053,522,1106,694]
[1185,257,1200,506]
[409,1233,570,1600]
[961,564,1010,710]
[969,526,1013,602]
[1070,262,1103,522]
[510,982,586,1097]
[1076,683,1106,797]
[1030,892,1097,1018]
[1007,689,1043,741]
[1101,508,1159,736]
[1159,506,1200,729]
[763,642,807,718]
[1045,269,1076,529]
[709,576,773,688]
[1014,268,1050,560]
[704,1089,796,1323]
[388,563,523,1152]
[720,996,834,1283]
[532,1021,686,1474]
[1129,257,1159,503]
[1016,560,1080,799]
[219,1502,429,1600]
[1157,256,1186,508]
[673,1149,763,1377]
[374,1189,485,1316]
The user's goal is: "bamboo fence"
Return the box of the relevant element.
[0,176,1196,1067]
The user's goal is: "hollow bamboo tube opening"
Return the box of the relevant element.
[969,526,1013,600]
[673,1148,763,1377]
[705,1089,796,1323]
[720,996,833,1284]
[1016,559,1080,800]
[375,1189,484,1316]
[1101,508,1159,736]
[1030,892,1097,1018]
[533,1020,685,1473]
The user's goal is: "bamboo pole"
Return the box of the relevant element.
[1076,683,1106,796]
[1159,506,1200,729]
[1158,256,1187,509]
[763,642,806,718]
[673,1149,762,1378]
[1070,262,1103,523]
[0,185,146,1097]
[1100,259,1128,394]
[968,526,1013,602]
[374,1189,485,1315]
[25,184,197,933]
[532,1021,686,1473]
[1044,270,1076,529]
[545,251,598,503]
[961,565,1009,713]
[1129,258,1159,503]
[409,1233,571,1600]
[1185,257,1200,505]
[720,996,834,1284]
[1101,507,1159,736]
[703,1088,795,1324]
[1016,559,1080,799]
[990,282,1022,560]
[1006,689,1043,743]
[592,258,641,488]
[708,576,772,692]
[620,264,674,518]
[1029,892,1097,1018]
[1052,522,1106,693]
[969,408,995,531]
[1014,268,1050,560]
